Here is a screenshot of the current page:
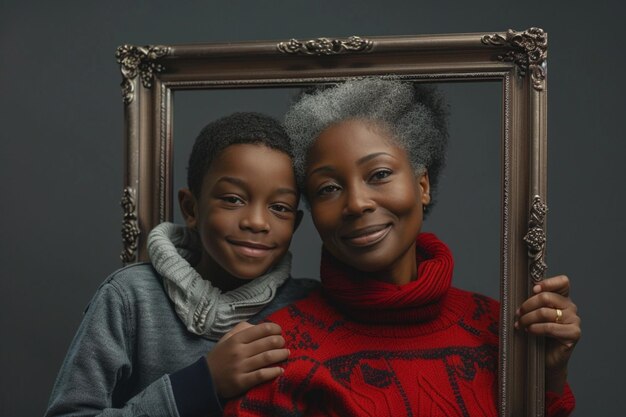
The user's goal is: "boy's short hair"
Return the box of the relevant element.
[187,112,293,197]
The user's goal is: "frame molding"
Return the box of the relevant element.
[116,29,549,416]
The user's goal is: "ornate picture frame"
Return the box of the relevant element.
[116,29,549,416]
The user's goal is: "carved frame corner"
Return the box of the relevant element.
[481,27,548,91]
[115,44,171,104]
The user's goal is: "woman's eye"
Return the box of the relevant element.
[370,169,392,181]
[317,184,341,196]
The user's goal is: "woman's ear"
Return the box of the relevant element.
[178,188,198,230]
[418,171,431,206]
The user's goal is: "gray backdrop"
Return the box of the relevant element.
[1,1,624,416]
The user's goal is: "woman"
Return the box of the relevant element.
[224,78,579,416]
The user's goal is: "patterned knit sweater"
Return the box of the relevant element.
[224,233,575,417]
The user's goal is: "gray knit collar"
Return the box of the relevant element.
[147,222,291,341]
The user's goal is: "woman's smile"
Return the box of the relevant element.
[341,223,392,247]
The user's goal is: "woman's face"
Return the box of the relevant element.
[306,119,431,284]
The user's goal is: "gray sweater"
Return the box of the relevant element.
[45,263,318,417]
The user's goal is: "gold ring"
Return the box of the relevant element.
[555,308,563,324]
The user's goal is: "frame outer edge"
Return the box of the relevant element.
[119,32,547,413]
[528,59,548,417]
[121,75,140,264]
[164,32,506,58]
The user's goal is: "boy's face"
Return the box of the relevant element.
[180,143,301,283]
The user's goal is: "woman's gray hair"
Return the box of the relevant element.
[284,77,449,213]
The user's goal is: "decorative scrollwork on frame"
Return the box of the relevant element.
[120,187,140,264]
[277,36,373,56]
[524,195,548,284]
[481,28,547,91]
[115,44,170,103]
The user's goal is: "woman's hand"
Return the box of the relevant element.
[206,321,289,399]
[515,275,581,393]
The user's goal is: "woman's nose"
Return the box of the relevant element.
[342,183,376,217]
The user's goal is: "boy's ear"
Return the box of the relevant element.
[294,209,304,232]
[178,188,198,229]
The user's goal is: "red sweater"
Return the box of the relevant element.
[225,234,574,417]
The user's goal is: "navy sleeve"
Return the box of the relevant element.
[170,357,223,417]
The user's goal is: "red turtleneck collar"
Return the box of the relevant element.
[320,233,454,324]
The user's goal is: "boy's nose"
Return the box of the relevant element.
[240,206,270,232]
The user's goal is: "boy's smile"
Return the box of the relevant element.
[226,238,277,258]
[180,143,300,289]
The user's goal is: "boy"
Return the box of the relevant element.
[45,112,318,417]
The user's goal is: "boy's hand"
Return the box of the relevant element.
[206,321,289,399]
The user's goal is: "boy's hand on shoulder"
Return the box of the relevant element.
[206,321,289,399]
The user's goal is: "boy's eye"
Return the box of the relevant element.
[221,195,244,205]
[270,204,294,214]
[370,169,392,182]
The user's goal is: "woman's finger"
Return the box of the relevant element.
[517,291,572,316]
[533,275,570,297]
[524,321,581,345]
[517,306,573,329]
